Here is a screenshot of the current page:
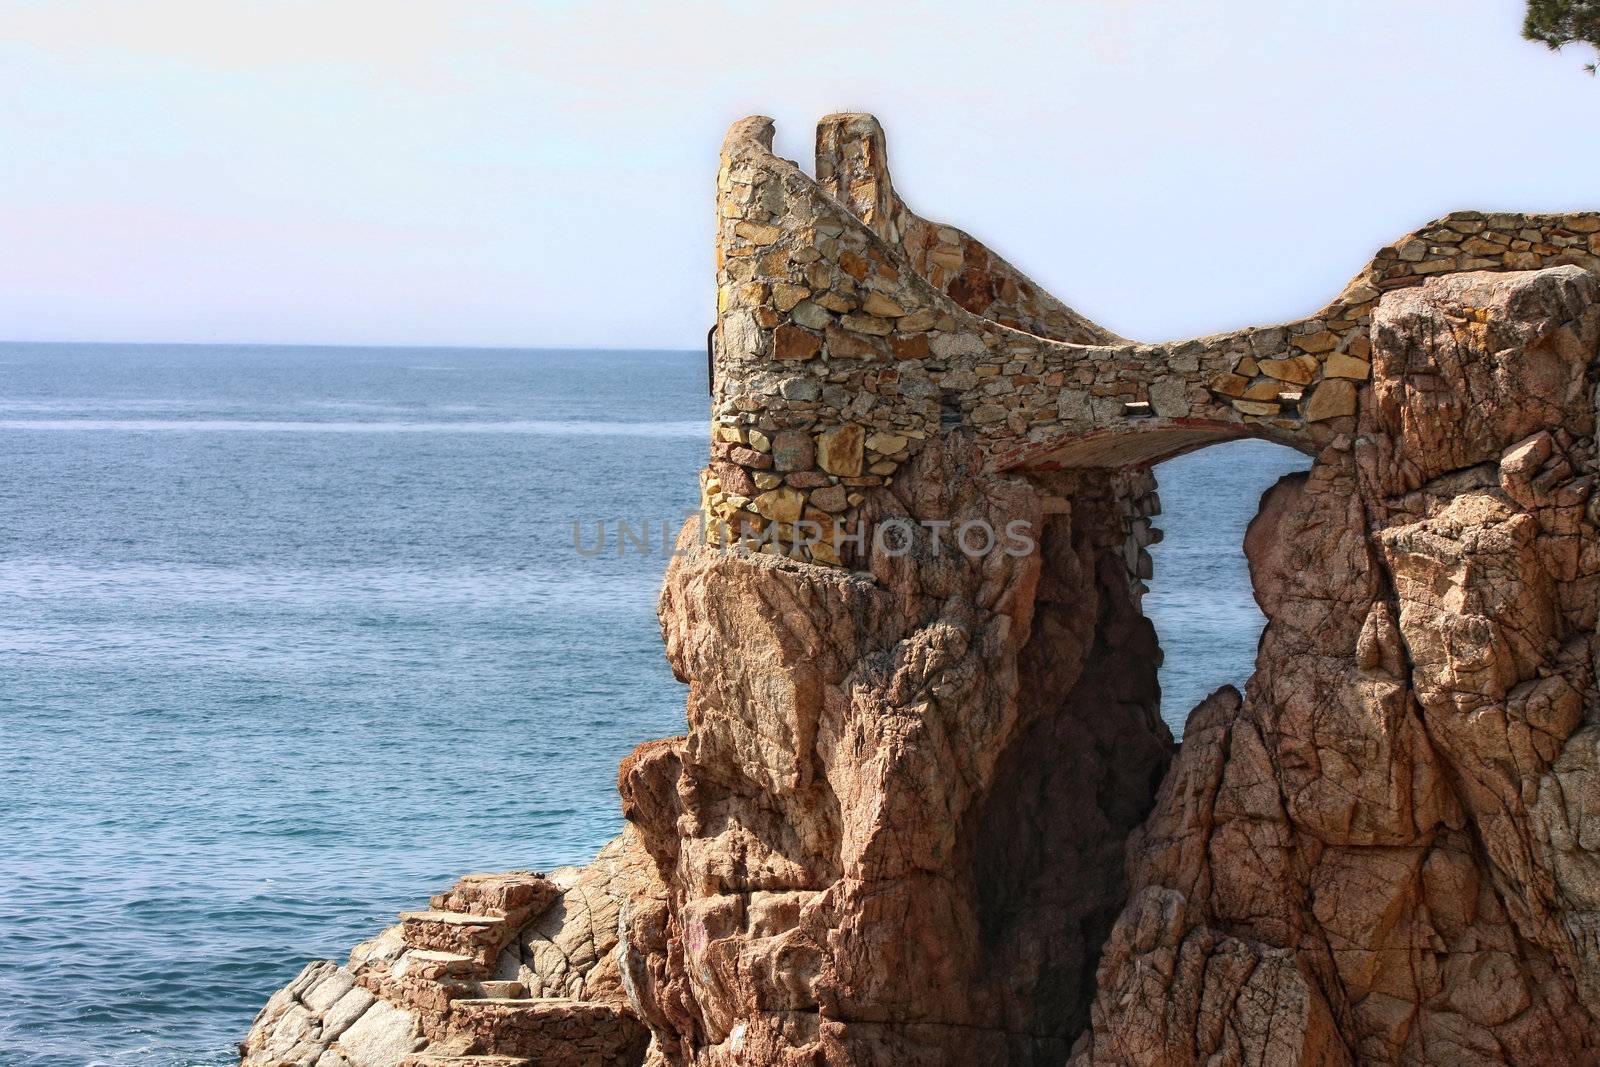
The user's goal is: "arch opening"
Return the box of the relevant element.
[958,437,1310,1053]
[1143,438,1311,737]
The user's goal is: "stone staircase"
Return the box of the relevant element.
[355,872,646,1066]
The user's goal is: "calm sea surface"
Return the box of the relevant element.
[0,344,1306,1065]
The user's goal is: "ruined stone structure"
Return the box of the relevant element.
[244,115,1600,1066]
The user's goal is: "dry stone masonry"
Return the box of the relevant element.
[707,114,1600,566]
[244,114,1600,1066]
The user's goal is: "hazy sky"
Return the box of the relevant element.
[2,1,1596,348]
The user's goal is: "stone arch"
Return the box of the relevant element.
[242,109,1600,1067]
[705,112,1598,570]
[1005,418,1303,471]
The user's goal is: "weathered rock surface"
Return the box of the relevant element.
[1073,266,1600,1066]
[618,440,1173,1065]
[244,113,1600,1067]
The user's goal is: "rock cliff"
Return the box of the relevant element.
[242,115,1600,1066]
[1075,266,1600,1066]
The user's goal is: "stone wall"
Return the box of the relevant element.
[813,113,1122,346]
[707,112,1600,565]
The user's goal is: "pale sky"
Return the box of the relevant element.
[2,1,1596,349]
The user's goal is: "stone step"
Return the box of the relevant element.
[447,998,650,1064]
[399,910,509,962]
[400,910,511,926]
[398,1056,533,1067]
[401,949,481,980]
[473,979,527,999]
[429,871,559,920]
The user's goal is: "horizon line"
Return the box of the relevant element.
[0,339,703,355]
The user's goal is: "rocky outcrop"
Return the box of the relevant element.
[243,113,1600,1066]
[1074,266,1600,1066]
[617,442,1173,1065]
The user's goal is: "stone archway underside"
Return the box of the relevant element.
[243,116,1600,1067]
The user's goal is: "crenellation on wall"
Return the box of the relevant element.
[814,112,1124,346]
[707,113,1600,568]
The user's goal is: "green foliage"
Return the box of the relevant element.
[1525,0,1600,73]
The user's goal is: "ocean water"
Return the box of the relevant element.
[1146,441,1311,721]
[0,344,1306,1065]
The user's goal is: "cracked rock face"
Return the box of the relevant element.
[1073,266,1600,1067]
[618,439,1174,1066]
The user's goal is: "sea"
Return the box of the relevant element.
[0,343,1308,1065]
